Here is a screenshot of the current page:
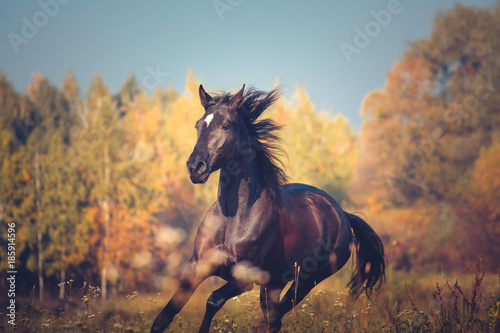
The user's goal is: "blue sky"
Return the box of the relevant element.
[0,0,496,130]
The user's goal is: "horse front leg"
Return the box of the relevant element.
[151,259,210,333]
[198,279,254,333]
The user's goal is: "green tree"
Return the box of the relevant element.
[0,76,33,276]
[26,74,81,301]
[61,69,79,108]
[115,72,140,114]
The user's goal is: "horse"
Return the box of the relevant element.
[151,84,385,333]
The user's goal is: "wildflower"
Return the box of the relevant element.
[334,300,345,307]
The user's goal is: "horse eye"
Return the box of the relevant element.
[222,124,231,131]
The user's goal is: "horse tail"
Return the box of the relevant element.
[346,212,386,299]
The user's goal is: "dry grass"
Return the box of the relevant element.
[3,262,499,332]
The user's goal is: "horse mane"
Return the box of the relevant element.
[211,87,288,202]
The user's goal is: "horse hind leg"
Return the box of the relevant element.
[198,279,253,333]
[276,268,332,320]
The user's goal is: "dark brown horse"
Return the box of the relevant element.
[151,85,385,333]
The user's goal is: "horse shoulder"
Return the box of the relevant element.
[192,202,227,262]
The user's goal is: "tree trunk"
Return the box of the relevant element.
[0,203,3,292]
[59,268,66,300]
[35,151,44,303]
[101,144,110,299]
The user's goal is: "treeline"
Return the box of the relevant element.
[0,71,356,301]
[1,3,499,302]
[350,4,500,272]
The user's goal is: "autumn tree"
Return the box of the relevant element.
[458,135,500,269]
[0,75,33,278]
[13,74,79,302]
[350,4,500,269]
[1,69,362,296]
[75,74,126,298]
[275,86,357,202]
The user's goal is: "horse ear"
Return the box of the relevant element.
[229,84,245,110]
[199,84,213,108]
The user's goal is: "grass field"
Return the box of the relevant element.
[3,263,500,332]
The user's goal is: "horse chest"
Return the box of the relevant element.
[220,213,274,266]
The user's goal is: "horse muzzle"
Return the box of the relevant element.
[186,158,210,184]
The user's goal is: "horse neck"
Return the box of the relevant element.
[217,148,263,218]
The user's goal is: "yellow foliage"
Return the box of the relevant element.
[1,70,360,291]
[277,85,357,201]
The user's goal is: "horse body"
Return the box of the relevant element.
[195,183,352,286]
[151,85,385,333]
[275,184,353,280]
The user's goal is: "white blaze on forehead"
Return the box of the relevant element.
[204,113,214,127]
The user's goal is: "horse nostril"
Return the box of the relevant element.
[196,161,207,173]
